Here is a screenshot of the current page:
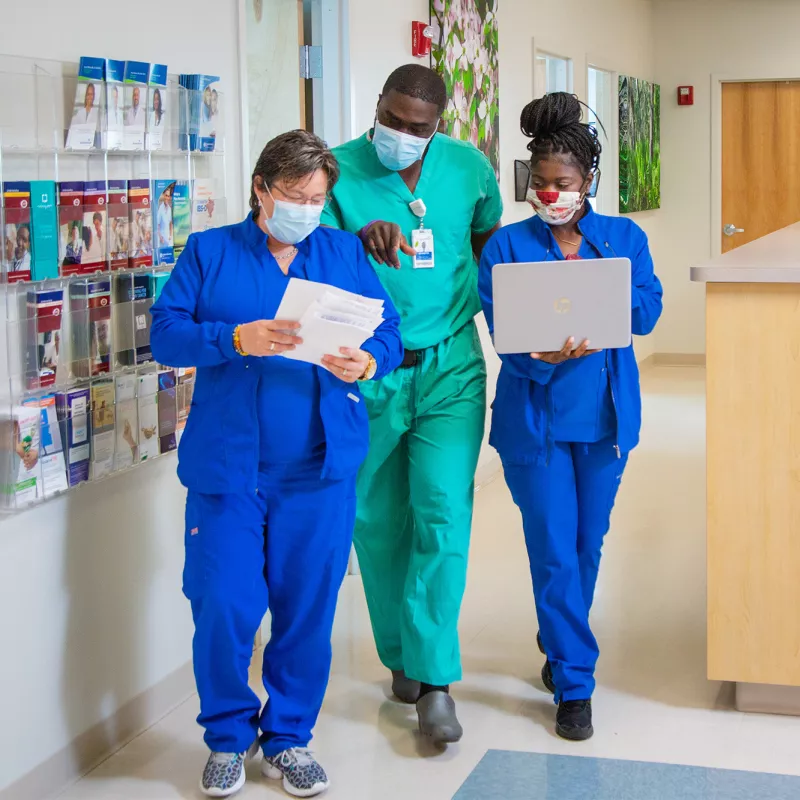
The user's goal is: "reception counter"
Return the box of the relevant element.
[691,222,800,714]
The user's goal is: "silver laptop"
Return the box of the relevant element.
[491,258,632,355]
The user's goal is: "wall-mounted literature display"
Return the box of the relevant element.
[0,58,227,512]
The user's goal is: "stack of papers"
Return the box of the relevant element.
[274,278,384,366]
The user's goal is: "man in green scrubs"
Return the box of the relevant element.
[322,64,502,743]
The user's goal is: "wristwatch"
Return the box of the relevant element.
[359,354,378,381]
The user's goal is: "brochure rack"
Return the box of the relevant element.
[0,61,227,511]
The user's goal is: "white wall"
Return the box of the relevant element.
[0,1,244,792]
[653,0,800,355]
[346,0,660,471]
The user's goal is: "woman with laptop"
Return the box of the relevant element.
[478,92,663,742]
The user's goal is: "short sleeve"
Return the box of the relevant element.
[472,155,504,235]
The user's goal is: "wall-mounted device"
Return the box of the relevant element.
[412,22,433,58]
[678,86,694,106]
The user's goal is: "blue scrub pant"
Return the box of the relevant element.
[183,467,355,755]
[503,438,628,702]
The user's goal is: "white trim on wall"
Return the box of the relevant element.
[585,58,619,217]
[533,37,575,98]
[710,70,800,258]
[237,0,252,208]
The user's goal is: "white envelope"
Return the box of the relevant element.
[275,278,383,323]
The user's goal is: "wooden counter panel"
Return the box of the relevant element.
[707,283,800,685]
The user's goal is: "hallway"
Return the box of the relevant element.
[60,367,800,798]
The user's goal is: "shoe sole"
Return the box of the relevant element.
[421,729,463,744]
[199,767,246,798]
[556,723,594,742]
[262,762,330,797]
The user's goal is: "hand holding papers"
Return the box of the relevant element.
[274,278,384,367]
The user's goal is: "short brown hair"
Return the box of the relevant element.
[249,130,340,215]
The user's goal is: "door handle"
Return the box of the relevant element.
[723,224,745,237]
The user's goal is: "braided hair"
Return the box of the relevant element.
[520,92,603,177]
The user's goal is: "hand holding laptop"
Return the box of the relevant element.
[530,336,600,364]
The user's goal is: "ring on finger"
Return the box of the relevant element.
[342,368,348,377]
[270,342,276,351]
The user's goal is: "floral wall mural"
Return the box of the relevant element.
[430,0,500,176]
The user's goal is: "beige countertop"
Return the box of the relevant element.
[691,222,800,283]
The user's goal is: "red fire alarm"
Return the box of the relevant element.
[678,86,694,106]
[412,21,433,58]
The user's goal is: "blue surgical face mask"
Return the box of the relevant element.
[262,190,323,245]
[372,120,434,171]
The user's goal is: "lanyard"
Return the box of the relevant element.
[408,198,427,230]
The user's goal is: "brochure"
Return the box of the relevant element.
[104,58,125,150]
[30,181,59,281]
[157,369,178,454]
[21,394,68,498]
[91,380,116,479]
[137,372,159,461]
[147,63,168,151]
[66,56,104,150]
[191,179,222,233]
[172,181,191,257]
[55,387,91,487]
[128,179,153,268]
[58,182,85,277]
[123,61,149,151]
[115,374,139,470]
[153,179,176,266]
[2,181,32,282]
[107,179,129,271]
[25,289,63,390]
[179,73,221,152]
[81,180,107,274]
[2,405,42,506]
[70,279,111,378]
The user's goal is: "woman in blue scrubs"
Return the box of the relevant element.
[151,130,403,798]
[478,93,663,742]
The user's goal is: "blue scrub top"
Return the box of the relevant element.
[549,239,616,443]
[257,250,325,471]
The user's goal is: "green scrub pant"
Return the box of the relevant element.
[354,321,486,686]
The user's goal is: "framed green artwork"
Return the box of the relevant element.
[430,0,500,177]
[619,76,661,213]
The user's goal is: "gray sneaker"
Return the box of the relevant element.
[200,751,246,797]
[391,669,421,704]
[416,691,463,744]
[262,748,330,797]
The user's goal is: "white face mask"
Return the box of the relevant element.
[260,188,323,245]
[372,121,435,171]
[527,189,585,226]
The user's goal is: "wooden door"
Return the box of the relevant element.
[721,81,800,253]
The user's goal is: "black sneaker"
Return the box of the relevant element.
[541,661,556,694]
[556,699,594,741]
[536,631,545,655]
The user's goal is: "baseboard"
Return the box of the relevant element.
[736,682,800,716]
[641,352,706,368]
[1,660,196,800]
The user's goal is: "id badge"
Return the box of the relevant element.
[412,228,435,269]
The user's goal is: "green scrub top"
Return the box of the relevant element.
[322,132,503,351]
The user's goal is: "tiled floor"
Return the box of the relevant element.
[60,368,800,799]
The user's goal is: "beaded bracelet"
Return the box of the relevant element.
[233,325,247,357]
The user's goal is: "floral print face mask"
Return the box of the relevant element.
[526,189,585,226]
